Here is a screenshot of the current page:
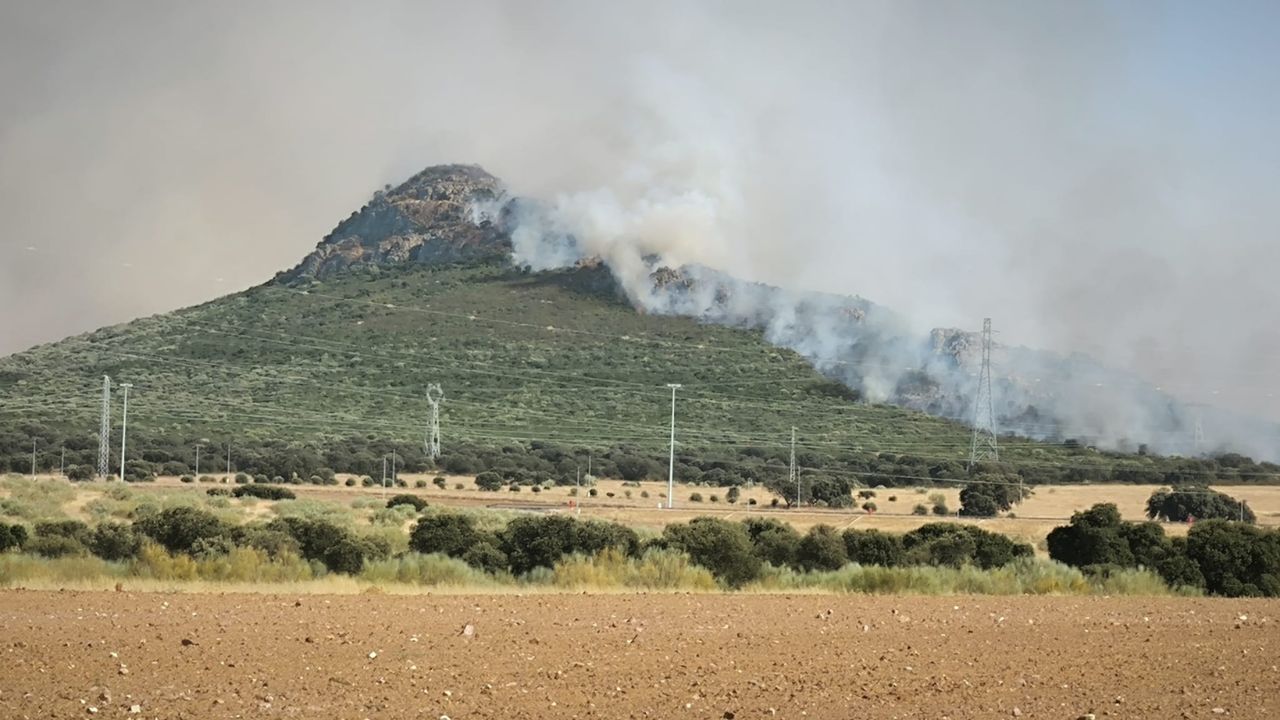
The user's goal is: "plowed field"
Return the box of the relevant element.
[1,591,1277,719]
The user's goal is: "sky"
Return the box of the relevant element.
[1,0,1278,420]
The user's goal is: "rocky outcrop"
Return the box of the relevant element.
[278,164,513,282]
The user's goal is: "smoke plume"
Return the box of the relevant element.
[2,1,1278,456]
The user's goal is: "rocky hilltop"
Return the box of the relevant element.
[278,164,512,282]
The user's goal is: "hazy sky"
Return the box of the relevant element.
[1,1,1277,418]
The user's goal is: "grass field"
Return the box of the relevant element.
[8,474,1280,553]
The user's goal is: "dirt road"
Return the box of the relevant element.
[1,591,1277,719]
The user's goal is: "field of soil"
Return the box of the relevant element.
[2,590,1277,719]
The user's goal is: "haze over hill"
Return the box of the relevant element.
[265,164,1273,460]
[2,2,1278,436]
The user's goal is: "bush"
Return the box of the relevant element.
[726,486,740,504]
[35,520,93,545]
[344,478,356,487]
[662,517,760,587]
[857,490,877,500]
[902,523,1033,569]
[26,534,88,558]
[747,498,757,505]
[1184,520,1280,597]
[690,492,704,503]
[1146,486,1255,524]
[742,518,800,569]
[588,488,598,497]
[414,479,428,488]
[409,514,482,558]
[199,475,216,484]
[136,507,228,555]
[461,541,508,574]
[931,502,950,516]
[234,473,250,484]
[267,517,384,573]
[233,484,296,500]
[798,525,848,571]
[475,471,503,491]
[862,501,877,513]
[180,475,195,484]
[500,516,638,575]
[89,522,142,561]
[66,465,94,482]
[454,483,465,490]
[386,494,429,512]
[433,476,447,489]
[0,522,29,552]
[843,529,904,567]
[708,494,719,503]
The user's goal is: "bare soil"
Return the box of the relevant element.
[2,590,1277,719]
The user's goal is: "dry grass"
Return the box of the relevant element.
[14,476,1280,555]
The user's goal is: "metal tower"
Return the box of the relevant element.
[424,383,444,459]
[968,318,999,468]
[97,375,112,478]
[789,426,799,507]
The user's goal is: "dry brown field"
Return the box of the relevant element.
[2,590,1277,719]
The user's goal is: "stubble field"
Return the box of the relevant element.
[1,590,1277,719]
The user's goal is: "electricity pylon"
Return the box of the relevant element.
[425,383,444,459]
[97,375,112,478]
[968,318,999,469]
[789,426,799,507]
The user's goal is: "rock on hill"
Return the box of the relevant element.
[278,164,512,282]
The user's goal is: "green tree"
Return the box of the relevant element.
[90,522,142,561]
[742,517,800,569]
[409,514,481,558]
[797,525,848,571]
[842,529,903,567]
[474,471,503,491]
[662,517,761,587]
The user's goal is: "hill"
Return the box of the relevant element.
[1,166,1276,490]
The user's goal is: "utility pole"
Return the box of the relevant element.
[789,426,799,508]
[60,447,65,477]
[391,449,398,487]
[575,465,582,516]
[968,318,999,469]
[195,443,203,477]
[226,444,232,478]
[425,384,444,459]
[381,456,388,499]
[30,439,36,479]
[118,383,132,481]
[98,375,112,479]
[666,384,682,509]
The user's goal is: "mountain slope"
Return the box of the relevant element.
[1,165,1275,485]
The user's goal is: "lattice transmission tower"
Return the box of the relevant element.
[97,375,112,478]
[425,383,444,459]
[968,318,999,469]
[788,426,799,507]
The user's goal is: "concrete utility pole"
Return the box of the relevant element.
[60,447,65,477]
[391,449,398,487]
[30,439,36,479]
[195,443,203,477]
[226,444,232,477]
[118,383,132,481]
[382,456,388,499]
[666,383,682,509]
